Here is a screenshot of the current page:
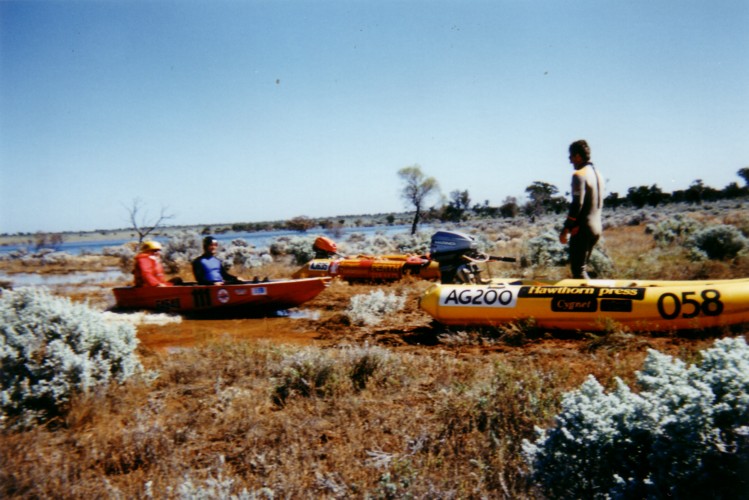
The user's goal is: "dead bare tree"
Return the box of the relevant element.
[125,198,175,246]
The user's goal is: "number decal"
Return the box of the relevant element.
[657,290,723,320]
[192,288,212,308]
[657,293,680,319]
[681,291,700,319]
[441,287,518,308]
[700,290,724,316]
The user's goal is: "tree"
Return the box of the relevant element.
[286,216,316,232]
[473,200,500,218]
[440,189,471,222]
[722,182,744,199]
[524,181,563,216]
[125,198,174,246]
[626,185,666,208]
[499,196,520,218]
[644,184,668,207]
[604,192,622,209]
[738,167,749,187]
[685,179,707,205]
[397,165,440,235]
[33,232,64,251]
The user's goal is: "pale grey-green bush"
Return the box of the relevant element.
[161,233,272,272]
[523,337,749,499]
[524,232,568,269]
[646,214,702,246]
[523,231,613,277]
[0,288,142,428]
[686,224,748,261]
[390,232,432,255]
[269,236,317,264]
[162,231,202,271]
[176,464,275,499]
[219,239,271,270]
[345,290,406,326]
[102,244,135,260]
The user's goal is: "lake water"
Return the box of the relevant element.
[0,269,127,287]
[1,225,425,256]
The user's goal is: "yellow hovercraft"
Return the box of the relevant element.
[420,231,749,332]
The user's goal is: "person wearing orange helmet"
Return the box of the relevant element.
[133,240,173,287]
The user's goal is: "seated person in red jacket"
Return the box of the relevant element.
[192,236,245,285]
[133,240,173,287]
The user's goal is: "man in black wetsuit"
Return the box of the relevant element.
[559,139,605,279]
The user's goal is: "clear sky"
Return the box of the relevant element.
[1,0,747,234]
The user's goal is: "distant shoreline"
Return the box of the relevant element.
[0,229,138,247]
[0,213,413,247]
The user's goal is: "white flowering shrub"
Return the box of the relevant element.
[345,290,406,326]
[0,288,142,428]
[523,337,749,499]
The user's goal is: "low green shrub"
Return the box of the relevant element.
[0,288,142,428]
[646,214,702,246]
[687,224,748,261]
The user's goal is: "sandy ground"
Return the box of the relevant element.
[129,279,438,354]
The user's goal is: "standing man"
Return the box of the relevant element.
[559,139,604,279]
[192,236,244,285]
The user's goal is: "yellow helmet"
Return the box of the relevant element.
[140,240,162,252]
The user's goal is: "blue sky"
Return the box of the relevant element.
[1,0,747,234]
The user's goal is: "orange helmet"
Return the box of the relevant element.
[313,236,337,254]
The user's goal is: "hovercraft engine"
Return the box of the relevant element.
[429,231,482,284]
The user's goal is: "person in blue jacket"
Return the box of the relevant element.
[192,236,244,285]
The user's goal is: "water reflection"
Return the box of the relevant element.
[278,309,322,320]
[0,224,428,256]
[0,269,127,287]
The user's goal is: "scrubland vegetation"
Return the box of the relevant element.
[1,200,749,498]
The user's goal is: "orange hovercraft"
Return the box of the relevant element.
[292,236,441,282]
